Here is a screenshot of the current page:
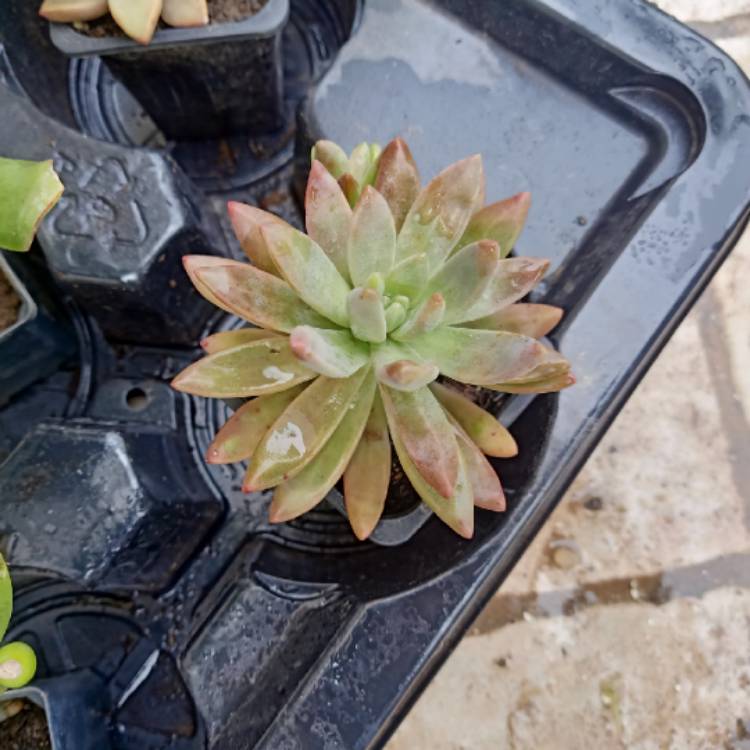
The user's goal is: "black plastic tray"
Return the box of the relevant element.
[1,0,749,748]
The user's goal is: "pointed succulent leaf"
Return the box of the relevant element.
[0,642,37,690]
[347,186,397,286]
[261,222,351,327]
[391,428,474,538]
[384,302,407,332]
[348,142,381,193]
[109,0,162,44]
[392,292,445,341]
[305,160,353,280]
[243,368,369,492]
[344,391,391,540]
[0,555,11,641]
[347,287,387,343]
[195,261,333,332]
[488,371,576,394]
[468,302,563,338]
[270,371,376,523]
[39,0,108,21]
[421,239,500,325]
[0,158,63,252]
[385,252,429,299]
[227,202,284,275]
[311,140,349,179]
[375,137,420,231]
[455,192,531,257]
[183,255,241,313]
[450,418,506,511]
[430,382,518,458]
[411,327,568,386]
[289,326,369,378]
[206,385,306,464]
[365,272,385,295]
[381,384,459,498]
[373,341,439,391]
[162,0,208,26]
[460,257,550,323]
[201,328,279,355]
[172,339,316,398]
[397,155,484,271]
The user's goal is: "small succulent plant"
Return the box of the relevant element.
[0,158,63,253]
[172,137,574,539]
[0,555,36,692]
[39,0,209,45]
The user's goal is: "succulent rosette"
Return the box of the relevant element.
[172,137,574,540]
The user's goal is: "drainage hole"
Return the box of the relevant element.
[125,387,150,411]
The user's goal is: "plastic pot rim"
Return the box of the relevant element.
[47,0,289,57]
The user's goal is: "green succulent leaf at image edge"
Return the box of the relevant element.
[0,555,37,690]
[0,157,63,252]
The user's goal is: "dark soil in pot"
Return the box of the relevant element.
[0,267,21,333]
[75,0,269,38]
[0,701,52,750]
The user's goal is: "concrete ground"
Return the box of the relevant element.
[387,2,750,748]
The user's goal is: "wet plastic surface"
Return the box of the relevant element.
[1,0,750,748]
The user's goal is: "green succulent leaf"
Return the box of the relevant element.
[488,370,576,394]
[397,154,484,271]
[410,327,567,386]
[193,259,333,333]
[262,222,351,327]
[0,555,11,642]
[305,160,353,280]
[450,418,506,511]
[243,367,369,492]
[348,143,381,194]
[430,382,517,458]
[373,340,439,391]
[384,301,407,332]
[392,293,445,341]
[391,426,474,539]
[289,326,369,377]
[311,140,349,179]
[0,642,37,690]
[419,239,500,325]
[385,252,429,299]
[0,158,63,252]
[462,257,550,323]
[201,328,280,354]
[206,385,306,464]
[381,384,459,498]
[270,369,376,523]
[227,202,283,275]
[172,339,316,398]
[466,302,563,338]
[348,186,397,286]
[455,191,531,257]
[344,390,391,540]
[375,137,421,232]
[347,287,387,344]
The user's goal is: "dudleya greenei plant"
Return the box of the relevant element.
[0,555,36,694]
[172,137,574,540]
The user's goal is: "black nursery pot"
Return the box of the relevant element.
[47,0,289,141]
[0,254,75,406]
